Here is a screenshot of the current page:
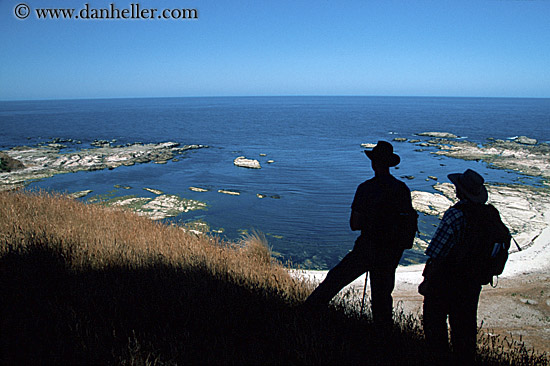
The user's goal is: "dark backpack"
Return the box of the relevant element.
[370,180,419,251]
[451,203,511,286]
[383,207,419,250]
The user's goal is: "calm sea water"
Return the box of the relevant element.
[1,96,549,269]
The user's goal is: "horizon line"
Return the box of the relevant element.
[1,94,550,102]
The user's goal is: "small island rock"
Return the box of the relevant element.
[514,136,537,145]
[234,156,261,169]
[417,132,458,139]
[189,187,209,192]
[218,189,240,196]
[360,143,377,149]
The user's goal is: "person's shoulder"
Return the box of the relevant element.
[396,177,410,189]
[442,206,464,221]
[485,203,500,215]
[388,175,411,192]
[356,176,376,189]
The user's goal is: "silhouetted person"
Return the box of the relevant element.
[420,169,510,364]
[304,141,415,330]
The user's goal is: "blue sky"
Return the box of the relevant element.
[1,0,549,100]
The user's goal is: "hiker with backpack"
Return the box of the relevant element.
[419,168,511,363]
[304,141,418,331]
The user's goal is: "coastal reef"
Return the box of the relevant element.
[0,141,208,191]
[412,183,550,250]
[91,192,207,221]
[396,133,550,180]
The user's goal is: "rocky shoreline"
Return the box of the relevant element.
[429,138,549,180]
[411,182,550,251]
[388,132,550,181]
[0,141,208,191]
[101,192,208,221]
[2,132,549,245]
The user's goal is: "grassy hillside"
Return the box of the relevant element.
[0,190,547,365]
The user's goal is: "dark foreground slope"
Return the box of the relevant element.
[0,191,547,365]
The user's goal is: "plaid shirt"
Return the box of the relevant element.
[425,203,466,259]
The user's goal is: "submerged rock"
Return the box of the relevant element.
[234,156,261,169]
[181,219,213,236]
[114,185,132,190]
[47,143,66,149]
[91,139,111,147]
[69,190,93,199]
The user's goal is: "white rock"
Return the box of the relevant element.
[515,136,537,145]
[189,187,208,192]
[417,132,458,138]
[218,189,240,196]
[520,298,538,305]
[360,143,377,148]
[234,156,261,169]
[69,190,93,199]
[144,187,164,195]
[411,191,453,218]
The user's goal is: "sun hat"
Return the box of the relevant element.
[364,141,400,167]
[448,169,488,204]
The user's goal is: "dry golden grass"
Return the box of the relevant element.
[1,190,548,365]
[0,190,309,302]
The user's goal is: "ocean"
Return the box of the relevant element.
[1,96,549,269]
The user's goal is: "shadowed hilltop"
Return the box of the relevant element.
[1,190,548,365]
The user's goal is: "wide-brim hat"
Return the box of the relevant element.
[448,169,488,204]
[364,140,400,167]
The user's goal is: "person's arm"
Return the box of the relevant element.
[425,208,463,259]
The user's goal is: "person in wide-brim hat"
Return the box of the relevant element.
[448,168,488,204]
[364,140,400,167]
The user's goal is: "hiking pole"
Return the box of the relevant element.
[497,213,523,252]
[512,235,522,252]
[360,272,368,315]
